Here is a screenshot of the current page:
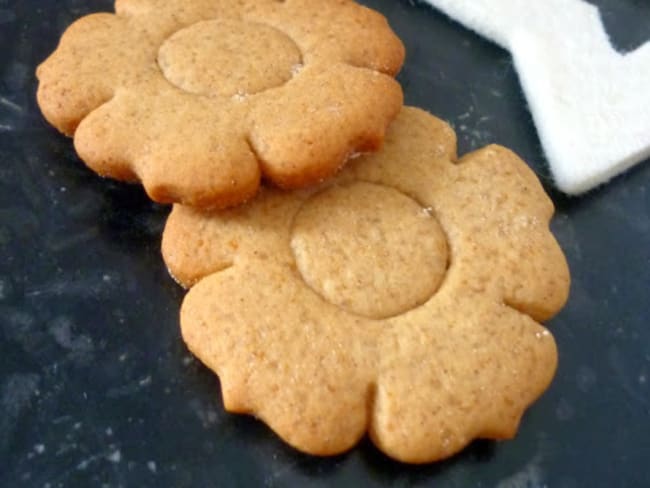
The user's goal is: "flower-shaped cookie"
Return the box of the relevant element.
[37,0,404,208]
[162,107,570,463]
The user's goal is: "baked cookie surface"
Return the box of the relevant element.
[36,0,404,208]
[162,107,570,463]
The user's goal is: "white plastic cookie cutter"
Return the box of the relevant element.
[424,0,650,195]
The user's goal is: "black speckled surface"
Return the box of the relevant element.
[1,0,649,486]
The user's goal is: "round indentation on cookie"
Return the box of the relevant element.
[290,182,449,319]
[158,20,302,98]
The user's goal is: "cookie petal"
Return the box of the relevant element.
[436,145,571,321]
[36,13,158,136]
[74,86,261,208]
[181,261,376,455]
[248,63,403,189]
[343,106,458,201]
[163,189,305,287]
[372,293,558,463]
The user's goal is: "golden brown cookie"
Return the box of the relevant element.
[161,107,570,463]
[36,0,404,208]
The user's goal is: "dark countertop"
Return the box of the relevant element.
[1,0,649,486]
